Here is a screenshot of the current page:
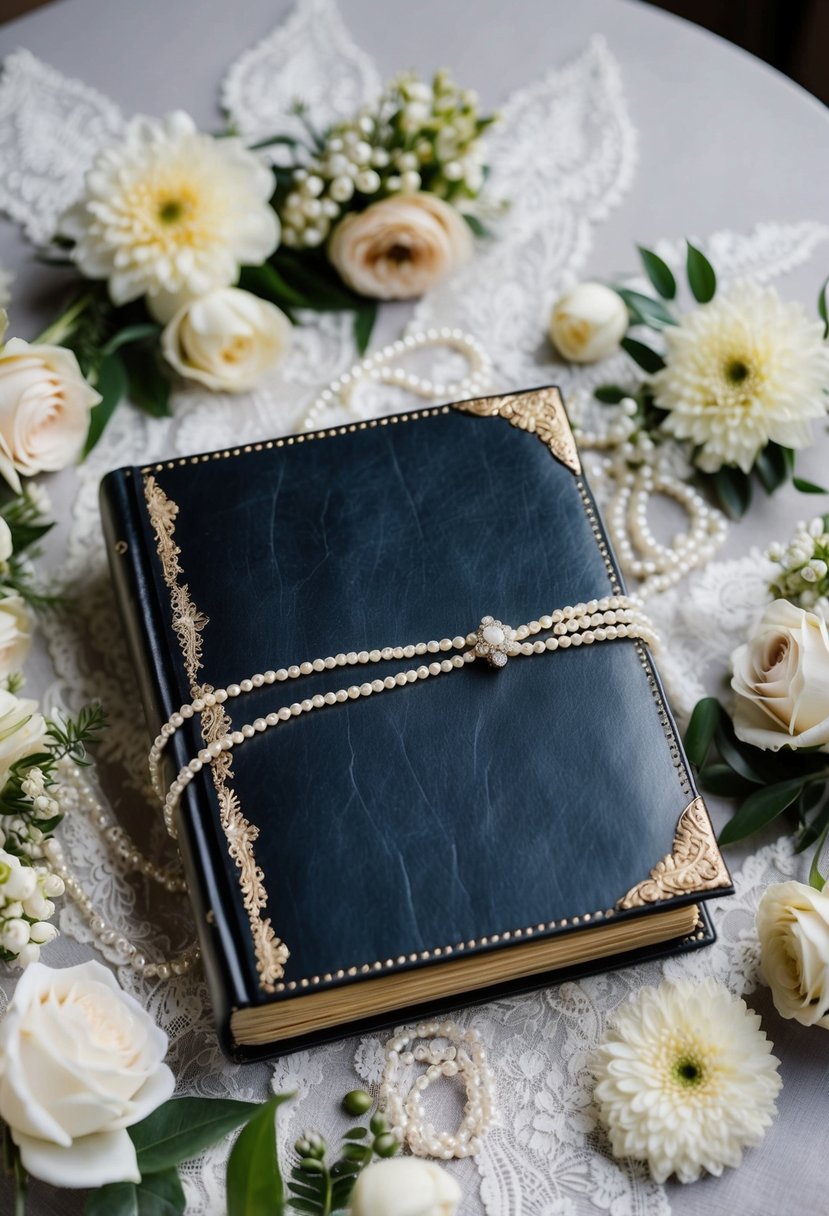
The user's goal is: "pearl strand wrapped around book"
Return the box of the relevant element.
[149,595,658,837]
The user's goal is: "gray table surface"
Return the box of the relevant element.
[0,1,828,1213]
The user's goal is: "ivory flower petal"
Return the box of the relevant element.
[162,287,292,391]
[757,881,829,1027]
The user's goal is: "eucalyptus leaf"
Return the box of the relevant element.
[227,1094,291,1216]
[754,443,790,495]
[637,245,677,300]
[594,385,630,404]
[83,351,127,457]
[615,287,677,330]
[129,1097,262,1174]
[712,466,752,520]
[685,241,716,303]
[620,337,665,374]
[793,476,829,495]
[353,304,377,356]
[683,697,722,768]
[718,777,808,845]
[85,1169,185,1216]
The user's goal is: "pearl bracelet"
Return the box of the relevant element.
[149,595,657,837]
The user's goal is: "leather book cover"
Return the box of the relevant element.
[100,388,732,1060]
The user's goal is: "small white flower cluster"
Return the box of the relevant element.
[0,848,63,965]
[280,71,493,249]
[0,767,61,861]
[768,516,829,616]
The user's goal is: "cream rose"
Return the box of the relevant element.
[162,287,292,392]
[757,881,829,1028]
[349,1158,462,1216]
[328,194,473,300]
[0,517,12,564]
[549,282,629,363]
[0,339,100,491]
[0,594,31,679]
[0,960,174,1186]
[731,599,829,751]
[0,690,47,786]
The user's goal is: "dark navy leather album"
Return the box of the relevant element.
[100,387,732,1060]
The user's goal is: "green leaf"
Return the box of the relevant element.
[85,1170,185,1216]
[794,476,829,495]
[102,323,162,356]
[83,351,127,456]
[754,443,790,495]
[268,252,364,312]
[795,795,829,852]
[713,721,770,785]
[621,336,665,374]
[718,777,808,845]
[239,263,307,310]
[129,1097,262,1173]
[637,246,677,300]
[819,276,829,338]
[594,384,630,404]
[683,697,723,768]
[7,520,53,552]
[686,241,717,303]
[462,213,492,239]
[810,823,829,889]
[615,287,677,330]
[698,763,757,798]
[712,466,752,520]
[289,1199,321,1215]
[227,1094,291,1216]
[122,344,172,418]
[353,304,377,356]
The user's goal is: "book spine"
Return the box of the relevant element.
[99,469,248,1052]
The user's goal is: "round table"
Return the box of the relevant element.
[0,2,827,1214]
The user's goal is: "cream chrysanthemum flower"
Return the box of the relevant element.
[60,112,279,320]
[652,281,829,473]
[592,978,781,1184]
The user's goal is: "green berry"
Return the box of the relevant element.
[342,1089,373,1116]
[373,1132,399,1158]
[369,1112,386,1136]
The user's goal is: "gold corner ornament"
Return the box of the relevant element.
[454,387,581,476]
[617,798,731,910]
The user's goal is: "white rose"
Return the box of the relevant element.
[328,194,473,300]
[0,960,174,1186]
[0,594,31,680]
[757,881,829,1028]
[0,690,47,786]
[0,339,100,491]
[349,1158,462,1216]
[162,287,292,392]
[549,282,628,363]
[731,599,829,751]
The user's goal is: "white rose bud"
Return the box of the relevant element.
[731,600,829,751]
[328,194,472,301]
[0,339,100,491]
[0,851,38,902]
[0,594,32,681]
[549,282,629,364]
[757,881,829,1027]
[29,921,58,945]
[162,288,292,393]
[41,872,65,898]
[0,960,174,1186]
[22,892,53,920]
[349,1158,462,1216]
[2,917,30,953]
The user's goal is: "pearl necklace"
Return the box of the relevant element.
[44,761,199,980]
[301,327,493,430]
[149,596,657,837]
[380,1021,495,1159]
[572,397,727,598]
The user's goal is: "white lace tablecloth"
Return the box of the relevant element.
[1,1,828,1214]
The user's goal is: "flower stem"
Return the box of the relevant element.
[13,1156,26,1216]
[34,292,92,346]
[321,1164,332,1216]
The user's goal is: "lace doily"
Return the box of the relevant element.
[0,2,825,1212]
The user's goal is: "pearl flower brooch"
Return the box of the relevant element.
[474,617,518,668]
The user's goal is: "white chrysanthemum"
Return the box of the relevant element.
[652,281,829,473]
[60,112,279,318]
[592,978,781,1184]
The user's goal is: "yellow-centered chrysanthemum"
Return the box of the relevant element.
[61,112,279,319]
[652,281,829,473]
[592,978,781,1184]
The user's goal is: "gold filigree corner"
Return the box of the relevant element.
[454,387,581,475]
[617,797,731,910]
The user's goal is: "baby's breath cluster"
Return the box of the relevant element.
[0,848,63,965]
[280,71,495,249]
[769,515,829,616]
